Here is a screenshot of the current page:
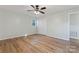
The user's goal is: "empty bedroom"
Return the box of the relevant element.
[0,5,79,53]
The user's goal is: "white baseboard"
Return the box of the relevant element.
[0,33,35,40]
[0,33,29,40]
[0,34,70,41]
[0,35,24,40]
[70,37,79,40]
[44,34,69,41]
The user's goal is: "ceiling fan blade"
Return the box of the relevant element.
[30,5,35,8]
[39,11,45,14]
[27,10,34,11]
[36,5,39,10]
[41,7,46,10]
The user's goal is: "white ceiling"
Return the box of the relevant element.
[0,5,79,16]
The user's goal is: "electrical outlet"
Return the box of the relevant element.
[25,34,27,36]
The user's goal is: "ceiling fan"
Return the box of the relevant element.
[27,5,46,14]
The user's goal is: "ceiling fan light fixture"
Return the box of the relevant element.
[34,11,39,15]
[27,5,46,14]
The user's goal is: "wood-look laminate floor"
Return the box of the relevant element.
[0,34,69,53]
[69,38,79,53]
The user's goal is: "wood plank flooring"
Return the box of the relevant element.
[0,34,69,53]
[69,38,79,53]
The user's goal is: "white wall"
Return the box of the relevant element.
[38,11,69,40]
[37,7,79,41]
[0,9,36,40]
[47,12,69,40]
[37,8,79,40]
